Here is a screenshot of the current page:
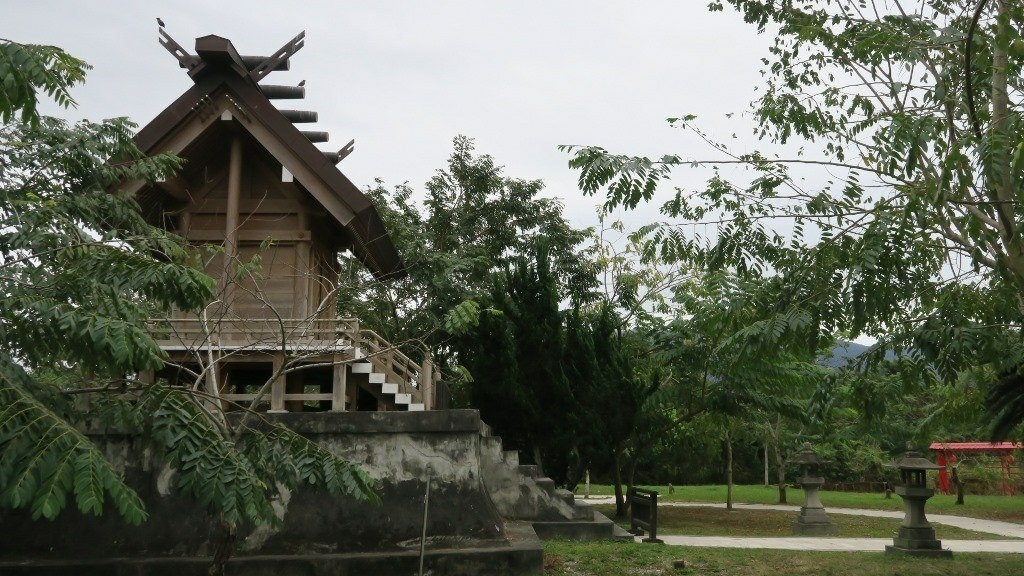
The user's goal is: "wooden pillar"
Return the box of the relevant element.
[177,211,192,238]
[269,353,286,413]
[331,354,347,412]
[351,318,361,356]
[434,367,442,409]
[224,135,243,314]
[420,354,434,411]
[294,209,310,319]
[285,370,304,413]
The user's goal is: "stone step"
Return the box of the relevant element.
[368,373,385,384]
[534,477,556,493]
[503,450,519,467]
[479,437,503,463]
[407,403,425,411]
[518,465,539,478]
[394,393,412,405]
[531,511,632,542]
[381,382,398,394]
[350,362,373,374]
[555,488,575,506]
[572,503,595,521]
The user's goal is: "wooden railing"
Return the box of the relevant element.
[148,316,361,349]
[147,317,442,411]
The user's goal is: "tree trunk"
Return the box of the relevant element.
[953,468,965,505]
[725,427,734,511]
[207,519,236,576]
[531,445,544,477]
[628,454,638,493]
[626,451,640,517]
[989,1,1024,284]
[770,416,786,502]
[565,448,586,492]
[774,440,787,504]
[613,446,626,518]
[763,441,769,487]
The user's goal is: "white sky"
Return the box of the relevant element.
[6,0,775,231]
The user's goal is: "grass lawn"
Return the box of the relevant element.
[591,504,1014,540]
[578,484,1024,523]
[543,540,1023,576]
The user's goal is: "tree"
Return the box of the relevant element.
[579,268,819,516]
[1,39,206,525]
[0,39,374,573]
[569,303,659,516]
[564,0,1024,440]
[458,244,581,478]
[450,236,655,494]
[337,136,598,375]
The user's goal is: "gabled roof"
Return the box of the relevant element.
[929,442,1022,453]
[131,32,405,280]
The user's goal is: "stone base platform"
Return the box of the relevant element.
[885,544,953,558]
[0,411,545,576]
[792,521,838,536]
[885,526,952,558]
[0,523,542,576]
[792,506,837,536]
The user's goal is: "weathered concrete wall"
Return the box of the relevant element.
[0,410,508,560]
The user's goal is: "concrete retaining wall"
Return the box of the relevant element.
[0,410,516,564]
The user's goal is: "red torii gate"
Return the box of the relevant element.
[929,442,1022,496]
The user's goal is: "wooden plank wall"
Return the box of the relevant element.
[172,137,344,323]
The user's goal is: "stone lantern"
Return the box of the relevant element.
[789,442,837,535]
[883,446,952,558]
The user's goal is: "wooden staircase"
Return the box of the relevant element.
[349,344,425,411]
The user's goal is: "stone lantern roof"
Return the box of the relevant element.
[884,451,943,471]
[885,447,942,492]
[789,442,827,466]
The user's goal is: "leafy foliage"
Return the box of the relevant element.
[0,117,212,374]
[0,353,146,523]
[0,39,87,124]
[0,39,214,523]
[337,136,598,372]
[564,0,1024,440]
[0,38,375,540]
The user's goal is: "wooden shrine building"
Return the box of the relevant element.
[130,30,441,412]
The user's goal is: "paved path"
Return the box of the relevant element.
[578,496,1024,552]
[652,535,1024,553]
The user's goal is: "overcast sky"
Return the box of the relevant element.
[7,0,775,230]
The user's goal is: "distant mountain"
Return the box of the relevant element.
[822,340,895,368]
